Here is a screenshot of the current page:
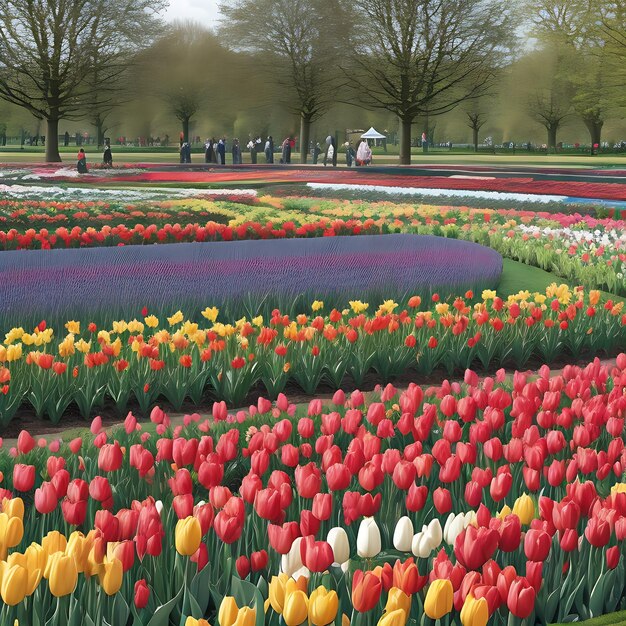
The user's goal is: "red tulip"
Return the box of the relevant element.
[17,430,35,455]
[89,476,113,508]
[300,535,334,572]
[585,516,611,547]
[134,579,150,609]
[213,497,245,544]
[173,494,194,519]
[326,463,351,491]
[606,546,620,569]
[209,486,233,509]
[281,444,300,467]
[254,488,283,523]
[98,442,123,472]
[352,570,382,612]
[34,481,58,514]
[251,549,268,572]
[496,566,517,603]
[358,493,381,517]
[559,528,578,552]
[191,543,208,572]
[268,521,300,554]
[552,500,580,531]
[13,464,35,491]
[454,526,500,571]
[110,540,135,571]
[300,510,321,536]
[507,577,536,619]
[240,472,262,504]
[498,515,522,552]
[297,418,315,438]
[198,459,224,489]
[236,555,251,579]
[358,461,384,491]
[61,499,87,525]
[490,471,512,501]
[525,560,543,592]
[295,463,322,498]
[433,487,452,514]
[524,529,551,561]
[194,502,214,535]
[312,493,332,521]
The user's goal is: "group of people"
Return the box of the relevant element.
[76,140,113,173]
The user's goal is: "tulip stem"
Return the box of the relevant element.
[181,556,190,624]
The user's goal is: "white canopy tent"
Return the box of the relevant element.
[361,127,387,139]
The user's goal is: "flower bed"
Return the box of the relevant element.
[0,234,502,324]
[0,355,625,624]
[0,286,623,423]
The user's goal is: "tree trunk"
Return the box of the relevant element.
[95,118,105,149]
[400,117,412,165]
[45,118,62,162]
[583,116,603,151]
[547,125,558,153]
[473,128,479,153]
[300,115,311,164]
[182,118,190,144]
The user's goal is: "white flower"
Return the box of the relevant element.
[443,512,466,545]
[411,530,432,558]
[327,527,350,564]
[357,517,381,558]
[281,537,303,576]
[393,516,414,552]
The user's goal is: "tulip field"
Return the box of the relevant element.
[1,166,626,626]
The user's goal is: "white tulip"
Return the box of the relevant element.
[411,531,432,558]
[281,537,303,576]
[443,513,466,545]
[327,527,350,564]
[357,517,381,558]
[341,561,350,574]
[155,500,163,516]
[426,519,443,548]
[291,565,311,580]
[464,511,477,528]
[393,516,414,552]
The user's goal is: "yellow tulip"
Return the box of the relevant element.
[384,588,411,620]
[512,494,535,525]
[0,515,23,556]
[0,562,28,606]
[460,594,489,626]
[308,586,338,626]
[286,576,308,596]
[219,597,240,626]
[99,557,123,595]
[2,497,24,521]
[175,516,201,556]
[342,615,350,626]
[376,609,406,626]
[424,579,453,620]
[42,530,67,560]
[48,554,78,597]
[497,505,512,520]
[283,589,308,626]
[233,607,256,626]
[269,574,289,612]
[66,532,89,573]
[185,618,211,626]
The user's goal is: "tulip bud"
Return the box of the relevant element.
[357,517,381,558]
[393,517,414,552]
[327,527,350,564]
[424,579,453,619]
[175,516,201,556]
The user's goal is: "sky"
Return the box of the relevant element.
[164,0,221,27]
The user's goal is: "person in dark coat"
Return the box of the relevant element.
[64,131,69,147]
[217,138,226,165]
[103,141,113,167]
[205,139,214,163]
[345,143,355,167]
[77,148,88,173]
[185,142,192,163]
[312,143,321,164]
[232,139,241,164]
[247,138,258,164]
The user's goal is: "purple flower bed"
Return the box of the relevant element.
[0,234,502,323]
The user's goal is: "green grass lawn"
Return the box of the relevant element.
[497,258,559,297]
[551,611,626,625]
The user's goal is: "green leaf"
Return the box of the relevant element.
[145,587,184,626]
[190,564,213,614]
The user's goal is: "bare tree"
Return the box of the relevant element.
[466,112,488,153]
[344,0,513,164]
[527,90,571,151]
[0,0,165,162]
[220,0,351,163]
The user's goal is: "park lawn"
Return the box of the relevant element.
[2,148,626,167]
[550,611,626,626]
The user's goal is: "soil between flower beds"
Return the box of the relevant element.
[2,351,616,440]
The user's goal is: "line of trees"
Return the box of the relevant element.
[0,0,624,162]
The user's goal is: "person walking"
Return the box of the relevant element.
[265,136,274,163]
[102,140,113,167]
[205,139,215,163]
[77,148,88,173]
[345,142,355,167]
[356,139,371,166]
